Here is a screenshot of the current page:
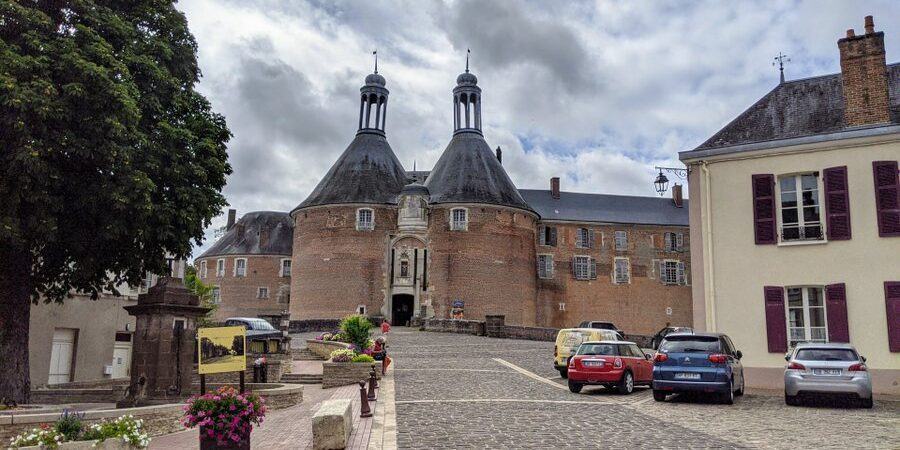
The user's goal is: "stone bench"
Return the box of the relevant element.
[312,399,352,450]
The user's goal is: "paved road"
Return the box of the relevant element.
[387,328,900,449]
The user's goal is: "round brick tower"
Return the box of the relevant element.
[422,66,538,326]
[290,70,408,322]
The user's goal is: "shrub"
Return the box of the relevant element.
[351,354,375,363]
[339,315,372,351]
[182,386,266,446]
[54,410,84,441]
[329,349,355,362]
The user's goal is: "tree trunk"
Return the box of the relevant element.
[0,246,32,404]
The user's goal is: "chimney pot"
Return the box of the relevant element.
[226,209,236,230]
[672,184,683,208]
[846,29,855,38]
[550,177,560,199]
[864,15,874,34]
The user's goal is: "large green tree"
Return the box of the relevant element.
[0,1,231,403]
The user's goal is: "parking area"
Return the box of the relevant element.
[387,328,900,449]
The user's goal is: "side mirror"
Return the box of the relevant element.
[735,350,743,360]
[784,354,791,362]
[645,353,652,360]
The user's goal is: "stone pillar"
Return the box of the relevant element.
[485,315,506,338]
[119,277,210,407]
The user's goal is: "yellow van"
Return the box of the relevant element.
[554,328,621,378]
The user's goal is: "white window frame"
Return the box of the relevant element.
[777,173,824,242]
[257,287,269,299]
[280,258,292,277]
[615,231,627,251]
[786,286,828,347]
[211,286,221,304]
[614,257,630,284]
[358,305,367,315]
[558,302,566,311]
[234,258,247,277]
[537,254,554,279]
[573,255,591,280]
[450,207,468,231]
[575,228,591,249]
[664,232,684,252]
[216,259,225,277]
[200,260,207,278]
[356,208,375,231]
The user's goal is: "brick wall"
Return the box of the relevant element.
[289,319,342,333]
[427,205,538,326]
[534,222,692,335]
[291,205,397,320]
[196,254,291,321]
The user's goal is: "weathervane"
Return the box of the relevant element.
[373,50,378,74]
[465,48,470,73]
[773,52,790,84]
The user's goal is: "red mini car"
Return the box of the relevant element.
[567,341,653,394]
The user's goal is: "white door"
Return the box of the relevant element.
[111,343,132,379]
[48,328,76,385]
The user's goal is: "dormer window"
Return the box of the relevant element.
[450,208,468,231]
[356,208,374,231]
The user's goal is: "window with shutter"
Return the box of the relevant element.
[614,258,629,284]
[539,225,547,245]
[664,232,674,251]
[873,161,900,237]
[572,256,590,280]
[549,227,558,246]
[823,166,852,240]
[825,283,849,343]
[752,174,777,244]
[587,229,595,249]
[537,255,554,279]
[677,262,686,285]
[764,286,788,353]
[574,229,583,248]
[614,231,627,251]
[676,233,684,251]
[885,282,900,352]
[589,258,597,280]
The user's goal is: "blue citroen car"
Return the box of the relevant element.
[651,332,745,404]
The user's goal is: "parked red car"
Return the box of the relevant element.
[567,341,653,394]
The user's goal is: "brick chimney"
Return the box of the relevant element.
[226,209,236,230]
[838,15,890,127]
[550,177,560,199]
[672,183,683,208]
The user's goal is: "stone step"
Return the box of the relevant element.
[281,374,323,384]
[292,348,325,361]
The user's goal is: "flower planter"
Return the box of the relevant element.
[199,426,250,450]
[20,440,141,449]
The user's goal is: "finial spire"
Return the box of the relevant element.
[373,50,378,74]
[773,52,790,84]
[465,48,470,73]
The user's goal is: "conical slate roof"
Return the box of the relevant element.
[294,132,408,211]
[424,131,532,212]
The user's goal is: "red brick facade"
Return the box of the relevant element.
[196,254,291,320]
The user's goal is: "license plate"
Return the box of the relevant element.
[675,372,701,380]
[813,369,841,376]
[584,361,604,367]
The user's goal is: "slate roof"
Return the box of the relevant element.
[424,131,533,212]
[293,131,408,211]
[199,211,293,258]
[518,190,689,226]
[693,63,900,151]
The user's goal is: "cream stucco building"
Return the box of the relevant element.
[680,17,899,394]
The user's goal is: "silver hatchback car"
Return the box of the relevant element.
[784,343,872,408]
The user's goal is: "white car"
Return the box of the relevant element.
[784,343,872,408]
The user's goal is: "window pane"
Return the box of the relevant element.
[807,288,822,306]
[780,191,797,208]
[780,177,796,193]
[788,309,804,328]
[809,307,825,327]
[804,226,822,239]
[810,328,827,341]
[801,190,818,206]
[796,348,858,361]
[800,174,817,191]
[783,227,800,240]
[781,208,798,224]
[787,288,802,307]
[803,206,820,222]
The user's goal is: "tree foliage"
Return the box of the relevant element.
[184,265,217,327]
[0,0,232,301]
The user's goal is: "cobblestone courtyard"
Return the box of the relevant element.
[388,328,900,449]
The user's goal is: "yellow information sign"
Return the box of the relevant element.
[198,326,246,375]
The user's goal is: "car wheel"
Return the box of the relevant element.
[652,390,667,402]
[568,381,582,394]
[721,380,734,405]
[784,393,800,406]
[860,397,873,409]
[617,371,634,395]
[735,374,745,396]
[559,368,568,379]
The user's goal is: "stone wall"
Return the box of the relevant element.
[322,362,382,389]
[289,319,342,333]
[306,340,353,360]
[31,387,126,404]
[421,319,485,336]
[422,316,651,345]
[201,383,303,410]
[192,352,290,385]
[0,405,184,442]
[502,325,558,342]
[195,254,292,321]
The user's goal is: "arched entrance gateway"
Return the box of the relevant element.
[391,294,415,326]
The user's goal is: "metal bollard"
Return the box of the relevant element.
[367,372,377,402]
[359,381,372,418]
[370,365,379,389]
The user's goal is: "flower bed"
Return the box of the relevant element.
[8,412,149,449]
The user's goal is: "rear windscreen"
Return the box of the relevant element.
[577,344,617,356]
[795,348,857,361]
[660,336,721,353]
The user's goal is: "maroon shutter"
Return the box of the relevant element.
[873,161,900,237]
[886,282,900,352]
[752,174,777,244]
[764,286,787,353]
[825,283,850,343]
[823,166,852,240]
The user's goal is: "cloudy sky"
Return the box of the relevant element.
[179,0,900,257]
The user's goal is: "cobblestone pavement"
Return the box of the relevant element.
[388,328,900,449]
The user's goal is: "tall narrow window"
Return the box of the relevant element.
[356,208,374,231]
[234,258,247,277]
[281,259,292,277]
[572,256,591,280]
[575,228,593,249]
[664,232,684,252]
[537,255,554,279]
[539,225,557,247]
[786,286,827,347]
[614,258,630,284]
[400,258,409,277]
[663,261,678,284]
[216,259,225,277]
[779,174,823,241]
[200,261,208,278]
[450,208,468,231]
[615,231,628,251]
[212,287,221,304]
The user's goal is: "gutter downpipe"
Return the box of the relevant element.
[701,161,717,332]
